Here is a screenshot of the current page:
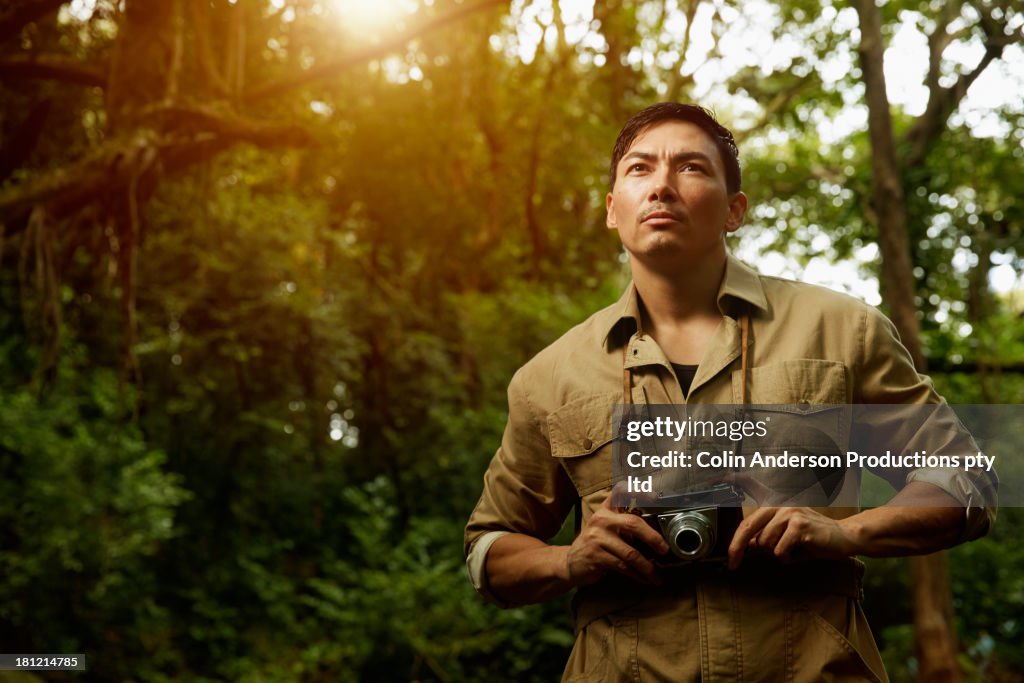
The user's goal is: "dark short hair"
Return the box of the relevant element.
[609,103,741,193]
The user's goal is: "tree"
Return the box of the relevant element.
[852,1,1020,679]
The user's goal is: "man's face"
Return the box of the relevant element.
[606,120,747,268]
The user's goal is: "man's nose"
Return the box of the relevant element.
[647,168,679,202]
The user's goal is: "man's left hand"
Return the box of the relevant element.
[727,507,860,570]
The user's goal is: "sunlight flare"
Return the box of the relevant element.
[330,0,417,34]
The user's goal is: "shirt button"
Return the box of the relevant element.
[583,438,593,450]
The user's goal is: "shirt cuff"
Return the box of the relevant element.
[906,468,996,543]
[466,530,511,607]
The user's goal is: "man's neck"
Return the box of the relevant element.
[631,251,728,330]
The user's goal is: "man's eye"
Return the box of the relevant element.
[628,163,647,173]
[681,162,703,172]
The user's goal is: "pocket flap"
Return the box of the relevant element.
[739,359,848,408]
[547,392,619,458]
[547,392,619,496]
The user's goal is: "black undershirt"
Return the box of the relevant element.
[671,363,699,398]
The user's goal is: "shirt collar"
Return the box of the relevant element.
[599,253,768,346]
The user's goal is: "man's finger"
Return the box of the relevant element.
[594,494,669,555]
[753,508,797,551]
[728,508,777,570]
[772,523,810,563]
[616,514,669,555]
[600,536,663,585]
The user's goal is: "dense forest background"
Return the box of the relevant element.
[1,0,1022,681]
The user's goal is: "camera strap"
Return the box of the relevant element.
[735,312,752,467]
[740,312,750,405]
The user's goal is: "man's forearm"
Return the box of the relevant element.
[484,533,574,606]
[839,481,965,557]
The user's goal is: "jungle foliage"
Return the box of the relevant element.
[0,0,1022,680]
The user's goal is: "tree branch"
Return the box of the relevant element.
[242,0,508,103]
[0,135,159,221]
[0,0,67,42]
[0,107,312,221]
[188,0,229,97]
[664,0,700,102]
[145,103,314,148]
[902,9,1022,169]
[0,54,107,88]
[734,71,817,142]
[922,1,962,94]
[164,0,185,101]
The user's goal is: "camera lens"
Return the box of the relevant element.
[674,528,703,554]
[665,512,715,560]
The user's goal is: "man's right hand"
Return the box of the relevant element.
[565,495,669,587]
[483,493,671,606]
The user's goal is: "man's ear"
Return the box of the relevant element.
[606,192,618,229]
[725,191,748,234]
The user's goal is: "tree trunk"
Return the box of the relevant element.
[106,0,177,131]
[852,1,961,681]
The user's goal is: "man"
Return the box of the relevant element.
[464,103,995,682]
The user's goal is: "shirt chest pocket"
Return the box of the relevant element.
[734,359,852,488]
[735,359,849,433]
[547,392,621,497]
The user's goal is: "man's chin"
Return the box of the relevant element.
[627,243,725,269]
[630,240,693,260]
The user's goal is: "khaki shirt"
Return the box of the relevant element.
[465,254,995,682]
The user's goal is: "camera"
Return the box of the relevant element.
[638,483,744,565]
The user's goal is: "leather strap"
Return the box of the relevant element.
[740,312,750,405]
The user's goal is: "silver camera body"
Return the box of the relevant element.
[639,483,744,566]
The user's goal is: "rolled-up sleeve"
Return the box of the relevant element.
[464,367,577,605]
[854,306,997,542]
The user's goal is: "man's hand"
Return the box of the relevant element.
[484,494,671,606]
[724,481,967,570]
[565,495,669,586]
[727,506,859,570]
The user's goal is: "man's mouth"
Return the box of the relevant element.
[641,209,684,223]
